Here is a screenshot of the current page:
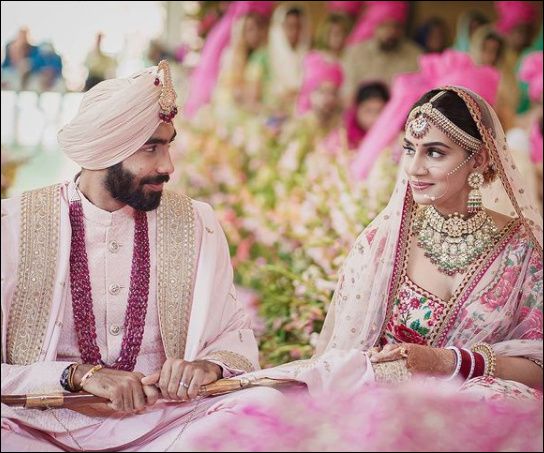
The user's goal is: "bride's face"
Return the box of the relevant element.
[402,123,479,213]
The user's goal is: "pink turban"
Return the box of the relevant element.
[519,51,544,164]
[58,65,175,170]
[297,51,344,114]
[347,1,409,45]
[184,1,276,118]
[327,1,364,16]
[241,1,276,18]
[352,50,500,179]
[495,1,536,35]
[519,51,543,103]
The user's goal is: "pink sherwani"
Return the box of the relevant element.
[1,181,266,451]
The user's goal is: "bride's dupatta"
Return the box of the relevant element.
[246,86,542,397]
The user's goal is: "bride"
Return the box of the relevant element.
[244,85,542,398]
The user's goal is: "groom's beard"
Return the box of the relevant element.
[104,163,169,211]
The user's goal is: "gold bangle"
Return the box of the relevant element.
[471,343,496,377]
[79,364,104,389]
[68,363,80,392]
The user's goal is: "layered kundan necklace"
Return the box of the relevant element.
[413,205,499,275]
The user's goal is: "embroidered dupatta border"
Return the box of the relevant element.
[157,191,196,359]
[376,189,416,345]
[446,86,543,261]
[7,184,61,364]
[432,218,522,347]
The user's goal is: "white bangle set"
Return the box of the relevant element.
[466,349,475,380]
[445,346,462,381]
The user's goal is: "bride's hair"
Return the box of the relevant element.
[409,89,498,183]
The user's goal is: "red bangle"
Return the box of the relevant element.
[459,348,472,380]
[472,351,485,377]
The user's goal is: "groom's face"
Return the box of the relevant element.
[104,122,176,211]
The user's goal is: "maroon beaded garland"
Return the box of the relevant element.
[69,200,150,371]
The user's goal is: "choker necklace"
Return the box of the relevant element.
[413,205,499,275]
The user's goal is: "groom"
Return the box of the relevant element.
[1,60,262,451]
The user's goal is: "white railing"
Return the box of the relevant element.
[1,89,83,194]
[1,89,83,151]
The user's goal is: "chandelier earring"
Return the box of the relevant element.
[467,171,484,213]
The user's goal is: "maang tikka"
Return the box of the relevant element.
[406,90,482,154]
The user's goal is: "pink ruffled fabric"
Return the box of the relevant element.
[519,51,543,103]
[193,379,543,452]
[495,1,536,35]
[184,1,276,118]
[353,50,500,180]
[296,52,344,115]
[347,1,409,45]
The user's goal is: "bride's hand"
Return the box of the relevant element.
[370,343,456,377]
[369,343,406,362]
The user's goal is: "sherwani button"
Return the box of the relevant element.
[108,241,120,253]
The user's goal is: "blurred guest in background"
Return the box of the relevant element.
[84,32,117,91]
[453,10,489,52]
[315,13,352,62]
[214,6,274,120]
[414,17,449,54]
[1,27,41,91]
[470,26,520,131]
[268,4,311,114]
[342,1,421,102]
[344,81,389,150]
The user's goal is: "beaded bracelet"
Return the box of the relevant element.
[445,346,462,380]
[471,343,496,377]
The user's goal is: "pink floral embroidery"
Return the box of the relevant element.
[385,281,446,345]
[480,265,521,311]
[394,324,427,345]
[365,228,377,245]
[519,307,543,340]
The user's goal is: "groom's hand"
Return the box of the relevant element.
[74,365,160,413]
[141,359,222,401]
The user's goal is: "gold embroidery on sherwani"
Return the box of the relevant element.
[7,184,61,364]
[205,350,255,372]
[157,191,196,359]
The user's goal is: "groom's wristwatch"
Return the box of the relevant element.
[60,363,80,392]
